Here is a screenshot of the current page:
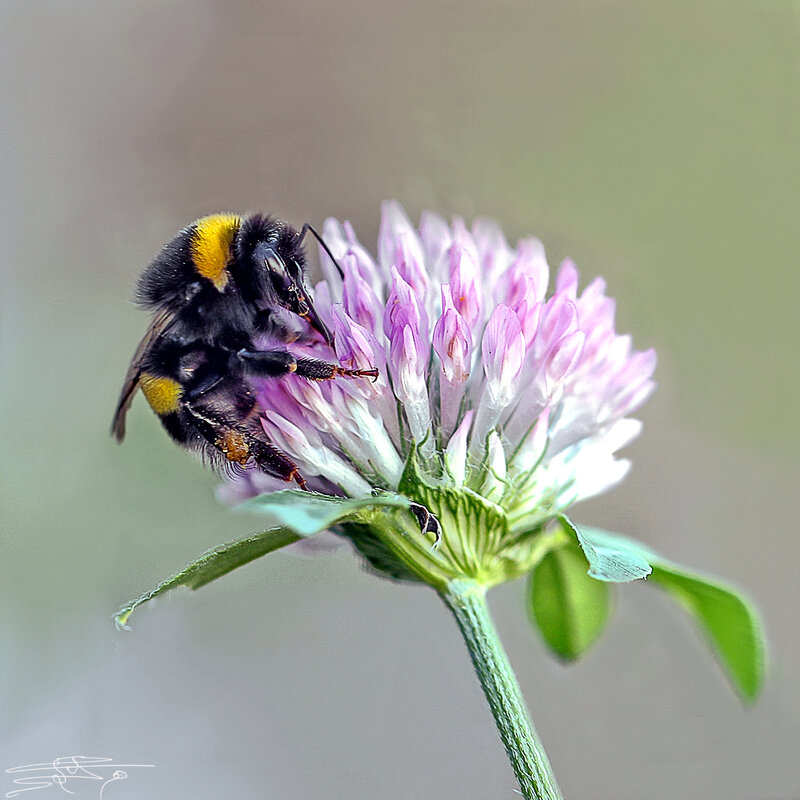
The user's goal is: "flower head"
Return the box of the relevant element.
[225,202,656,587]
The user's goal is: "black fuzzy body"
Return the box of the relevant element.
[112,213,341,487]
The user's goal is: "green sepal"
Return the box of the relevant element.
[560,515,652,582]
[116,490,416,628]
[398,445,517,586]
[397,440,508,536]
[397,441,439,494]
[528,541,611,661]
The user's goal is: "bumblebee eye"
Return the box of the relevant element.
[265,255,285,277]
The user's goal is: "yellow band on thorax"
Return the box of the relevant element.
[190,213,241,291]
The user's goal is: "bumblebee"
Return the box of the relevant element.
[112,212,377,489]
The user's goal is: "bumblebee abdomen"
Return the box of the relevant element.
[139,374,182,416]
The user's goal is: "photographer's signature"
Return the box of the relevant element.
[5,756,153,799]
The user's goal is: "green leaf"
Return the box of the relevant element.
[117,490,416,628]
[528,542,611,661]
[560,516,652,582]
[238,489,411,533]
[648,562,766,702]
[115,527,302,628]
[571,525,767,702]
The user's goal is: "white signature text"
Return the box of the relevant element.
[5,756,153,799]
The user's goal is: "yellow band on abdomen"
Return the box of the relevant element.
[140,374,182,416]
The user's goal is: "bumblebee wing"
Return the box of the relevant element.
[111,310,175,442]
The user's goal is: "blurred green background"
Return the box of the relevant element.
[2,1,798,798]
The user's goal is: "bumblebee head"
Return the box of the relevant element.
[264,246,334,345]
[235,215,333,345]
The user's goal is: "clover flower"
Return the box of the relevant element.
[223,202,656,588]
[119,203,764,800]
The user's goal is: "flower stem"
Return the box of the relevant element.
[441,578,563,800]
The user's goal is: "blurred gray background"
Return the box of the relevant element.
[1,1,798,798]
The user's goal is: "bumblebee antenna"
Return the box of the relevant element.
[298,223,345,280]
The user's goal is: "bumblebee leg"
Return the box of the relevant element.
[248,437,308,491]
[237,349,379,382]
[236,348,298,376]
[295,357,379,382]
[182,400,308,490]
